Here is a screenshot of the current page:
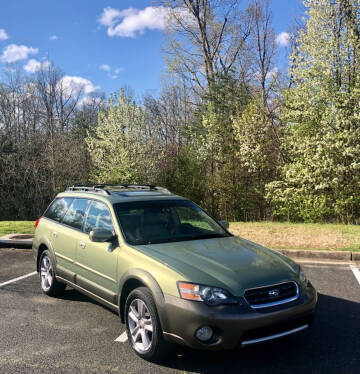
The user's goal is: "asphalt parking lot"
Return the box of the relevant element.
[0,248,359,374]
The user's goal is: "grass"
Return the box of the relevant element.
[0,221,35,237]
[1,220,359,252]
[229,221,360,252]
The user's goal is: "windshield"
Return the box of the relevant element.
[114,199,230,245]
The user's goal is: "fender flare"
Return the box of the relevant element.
[118,268,169,331]
[36,238,56,273]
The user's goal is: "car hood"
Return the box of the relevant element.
[136,236,300,296]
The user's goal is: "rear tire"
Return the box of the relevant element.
[39,250,65,297]
[125,287,170,361]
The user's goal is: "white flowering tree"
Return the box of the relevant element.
[266,0,360,222]
[86,90,160,184]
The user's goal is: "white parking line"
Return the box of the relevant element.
[114,331,128,343]
[0,271,37,288]
[350,265,360,286]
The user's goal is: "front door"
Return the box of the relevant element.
[75,200,118,305]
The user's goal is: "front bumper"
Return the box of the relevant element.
[161,282,317,350]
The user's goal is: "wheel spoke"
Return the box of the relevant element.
[47,273,53,286]
[141,329,151,350]
[137,299,144,318]
[128,310,138,324]
[144,323,153,332]
[132,325,141,341]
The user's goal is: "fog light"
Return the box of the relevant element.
[195,326,213,342]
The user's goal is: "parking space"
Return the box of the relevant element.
[0,248,359,374]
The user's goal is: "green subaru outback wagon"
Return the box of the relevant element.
[33,184,317,361]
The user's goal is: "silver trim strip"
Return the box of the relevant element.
[241,324,309,346]
[74,261,117,283]
[245,281,299,309]
[55,252,75,264]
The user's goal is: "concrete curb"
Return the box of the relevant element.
[277,249,356,262]
[352,252,360,261]
[0,240,32,249]
[0,234,33,249]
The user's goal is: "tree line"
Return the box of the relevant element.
[1,0,359,224]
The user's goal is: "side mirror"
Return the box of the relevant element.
[218,220,229,230]
[89,228,115,243]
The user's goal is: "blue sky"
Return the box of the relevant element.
[0,0,304,98]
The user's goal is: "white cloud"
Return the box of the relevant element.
[267,67,279,80]
[110,67,124,79]
[98,7,124,27]
[253,67,280,81]
[60,76,99,95]
[276,32,291,47]
[99,64,123,79]
[0,29,8,41]
[49,35,58,41]
[24,59,51,73]
[98,6,169,38]
[1,44,38,63]
[78,95,103,107]
[99,64,111,72]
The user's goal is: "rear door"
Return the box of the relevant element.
[75,200,119,305]
[41,196,73,259]
[54,198,90,283]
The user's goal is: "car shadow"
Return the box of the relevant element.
[58,287,118,315]
[157,293,360,374]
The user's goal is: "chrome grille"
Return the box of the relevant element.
[244,281,298,309]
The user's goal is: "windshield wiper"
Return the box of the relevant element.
[140,233,229,245]
[191,233,228,240]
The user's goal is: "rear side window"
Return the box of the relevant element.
[61,198,89,230]
[84,200,114,234]
[43,197,73,222]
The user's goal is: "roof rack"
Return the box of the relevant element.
[65,184,170,195]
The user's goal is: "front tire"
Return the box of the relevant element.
[39,250,65,297]
[125,287,170,361]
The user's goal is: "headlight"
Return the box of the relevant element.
[177,282,237,306]
[299,267,307,283]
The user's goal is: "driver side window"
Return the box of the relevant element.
[84,200,114,234]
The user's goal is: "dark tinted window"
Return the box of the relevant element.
[43,198,73,222]
[61,199,89,230]
[114,200,229,245]
[84,200,114,234]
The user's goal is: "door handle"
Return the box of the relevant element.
[52,232,58,238]
[79,241,86,249]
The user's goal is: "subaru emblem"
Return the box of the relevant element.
[268,289,280,298]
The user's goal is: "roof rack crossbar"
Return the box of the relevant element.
[93,184,157,190]
[66,185,111,195]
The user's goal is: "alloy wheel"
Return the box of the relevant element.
[128,298,153,353]
[40,255,53,292]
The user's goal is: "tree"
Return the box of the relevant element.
[0,64,93,219]
[267,0,360,223]
[164,0,252,95]
[86,90,160,184]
